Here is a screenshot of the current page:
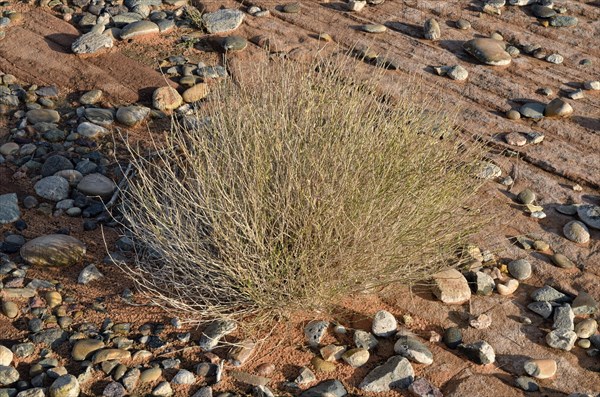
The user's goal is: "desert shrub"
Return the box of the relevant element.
[118,57,486,322]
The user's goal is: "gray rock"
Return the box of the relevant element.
[102,381,126,397]
[551,253,575,269]
[530,285,569,303]
[563,220,590,243]
[591,334,600,349]
[304,320,329,347]
[446,65,468,81]
[34,176,70,201]
[116,106,149,126]
[359,356,414,392]
[466,271,495,295]
[27,109,60,124]
[294,367,316,385]
[527,301,553,318]
[84,108,114,126]
[49,374,79,397]
[546,329,577,350]
[549,15,577,27]
[299,379,346,397]
[80,90,103,105]
[507,259,531,280]
[78,264,103,284]
[151,381,172,396]
[198,320,237,351]
[354,330,378,350]
[0,366,18,386]
[31,328,68,348]
[519,102,545,118]
[77,122,108,139]
[120,21,159,39]
[121,368,140,392]
[42,155,73,177]
[202,9,244,34]
[572,291,598,315]
[443,327,462,349]
[577,204,600,230]
[11,343,34,358]
[77,173,116,199]
[552,304,574,330]
[372,310,397,337]
[190,386,212,397]
[171,369,195,385]
[0,194,19,225]
[458,341,495,364]
[515,376,539,392]
[531,4,555,18]
[72,32,113,54]
[394,335,433,365]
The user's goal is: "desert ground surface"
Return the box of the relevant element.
[0,0,599,396]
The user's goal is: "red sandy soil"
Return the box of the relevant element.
[0,1,599,396]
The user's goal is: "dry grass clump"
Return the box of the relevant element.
[118,57,486,322]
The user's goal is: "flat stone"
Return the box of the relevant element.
[531,4,556,18]
[446,65,468,81]
[544,98,573,117]
[92,349,131,364]
[551,253,575,269]
[198,320,237,351]
[140,367,162,383]
[463,38,511,66]
[77,122,108,138]
[77,173,116,199]
[27,109,60,124]
[0,194,19,224]
[299,379,346,397]
[394,335,433,365]
[577,204,600,230]
[120,21,159,39]
[121,368,140,393]
[528,301,553,318]
[230,371,269,386]
[102,381,126,397]
[21,234,85,267]
[202,9,244,34]
[310,357,336,373]
[31,328,68,347]
[361,24,386,33]
[84,108,114,126]
[431,268,471,304]
[519,102,545,118]
[532,286,570,303]
[72,32,113,54]
[116,106,150,126]
[34,176,70,201]
[563,220,590,243]
[72,339,105,361]
[49,375,79,397]
[372,310,397,337]
[359,355,414,392]
[546,329,577,351]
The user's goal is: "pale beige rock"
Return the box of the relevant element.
[524,359,557,379]
[431,268,471,304]
[497,279,519,295]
